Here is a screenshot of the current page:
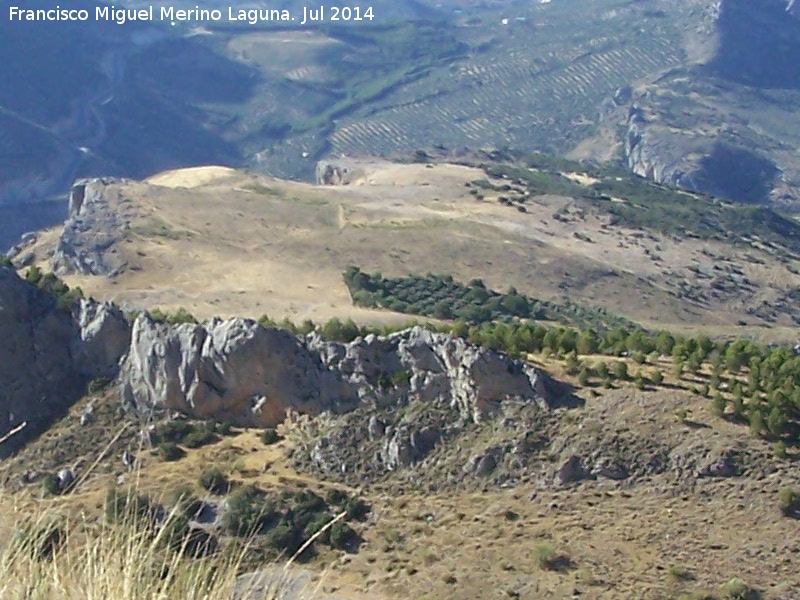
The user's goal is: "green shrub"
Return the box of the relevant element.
[157,510,194,553]
[595,361,608,379]
[159,442,186,462]
[264,521,304,556]
[634,373,646,390]
[171,485,203,518]
[344,497,371,522]
[25,265,42,285]
[748,410,765,437]
[158,420,194,442]
[673,361,684,378]
[199,468,229,494]
[711,393,727,417]
[216,422,233,436]
[325,488,348,506]
[260,428,281,445]
[88,377,112,394]
[183,429,218,449]
[294,490,327,516]
[329,521,358,550]
[564,354,580,376]
[14,521,65,561]
[42,473,62,496]
[773,441,788,460]
[610,361,628,381]
[220,485,277,536]
[104,488,157,524]
[779,487,800,517]
[390,370,413,387]
[148,307,197,325]
[719,578,760,600]
[534,542,558,570]
[667,563,693,581]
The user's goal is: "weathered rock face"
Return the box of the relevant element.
[1,259,552,455]
[0,266,130,456]
[625,102,787,205]
[119,322,549,429]
[52,178,130,277]
[119,317,359,427]
[617,0,800,207]
[307,327,549,423]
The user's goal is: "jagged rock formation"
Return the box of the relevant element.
[52,178,131,277]
[119,321,549,429]
[0,265,130,456]
[624,103,700,189]
[0,261,552,457]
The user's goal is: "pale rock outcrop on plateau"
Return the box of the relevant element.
[119,320,549,429]
[52,178,130,278]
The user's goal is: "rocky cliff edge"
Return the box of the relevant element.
[0,266,553,453]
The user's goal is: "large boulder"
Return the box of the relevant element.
[314,160,366,186]
[308,326,550,424]
[119,316,359,427]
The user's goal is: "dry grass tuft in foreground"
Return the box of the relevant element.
[0,487,319,600]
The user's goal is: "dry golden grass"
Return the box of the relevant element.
[0,455,369,600]
[2,354,799,600]
[0,485,242,600]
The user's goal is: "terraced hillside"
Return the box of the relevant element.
[6,0,800,252]
[322,3,686,160]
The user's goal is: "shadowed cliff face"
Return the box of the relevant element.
[697,144,781,204]
[708,0,800,89]
[0,266,131,457]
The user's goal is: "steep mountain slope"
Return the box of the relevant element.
[0,0,252,246]
[615,0,800,207]
[2,324,799,600]
[5,0,800,245]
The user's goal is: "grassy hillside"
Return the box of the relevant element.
[18,160,800,337]
[481,160,800,255]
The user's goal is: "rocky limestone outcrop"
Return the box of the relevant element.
[0,265,130,456]
[119,317,359,427]
[1,258,552,456]
[307,327,549,423]
[119,321,549,430]
[315,160,366,186]
[52,178,130,277]
[625,103,706,190]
